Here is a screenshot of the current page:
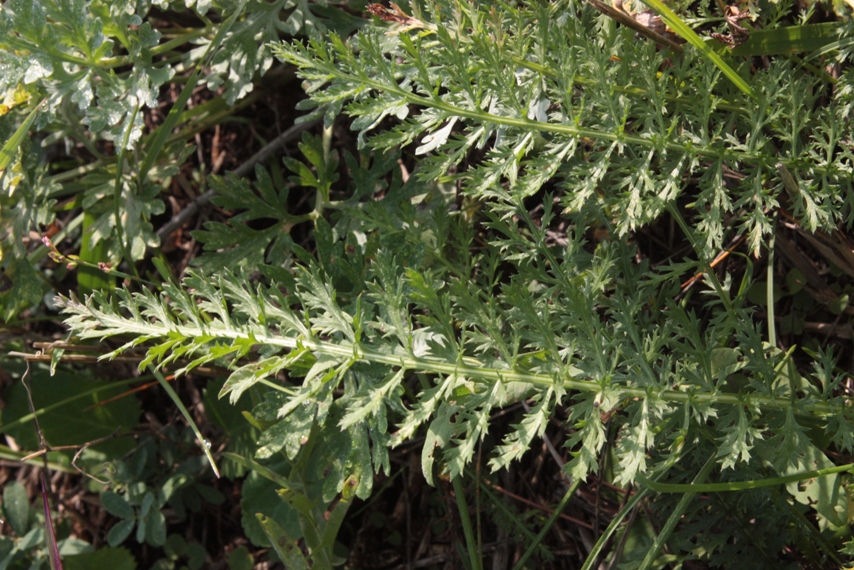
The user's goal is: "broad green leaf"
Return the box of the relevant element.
[100,492,134,520]
[729,23,842,57]
[709,348,745,379]
[77,210,113,295]
[62,547,137,570]
[255,402,315,460]
[2,481,30,536]
[305,421,373,501]
[227,546,253,570]
[2,367,139,454]
[785,446,849,528]
[256,514,309,570]
[239,468,303,548]
[143,510,166,546]
[106,519,135,547]
[0,256,45,323]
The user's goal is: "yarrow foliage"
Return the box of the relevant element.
[6,0,854,565]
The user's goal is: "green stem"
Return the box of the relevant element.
[64,302,844,416]
[511,56,748,116]
[48,160,106,184]
[149,28,211,57]
[667,203,735,315]
[767,220,777,347]
[149,366,220,477]
[28,213,84,264]
[512,476,582,570]
[0,445,75,473]
[638,454,716,570]
[283,45,837,175]
[113,104,141,278]
[580,486,650,570]
[636,462,854,493]
[452,475,482,570]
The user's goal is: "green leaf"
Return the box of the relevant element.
[220,352,306,405]
[101,492,134,520]
[107,519,135,547]
[2,481,30,536]
[729,23,842,57]
[77,209,113,295]
[0,256,47,322]
[255,402,315,460]
[191,165,303,274]
[256,514,309,570]
[62,547,137,570]
[717,406,764,470]
[421,402,458,486]
[828,294,849,315]
[710,348,745,379]
[320,475,358,551]
[139,492,154,519]
[83,177,165,261]
[306,421,373,501]
[786,267,806,295]
[240,469,303,548]
[144,509,166,547]
[227,546,253,570]
[2,366,140,453]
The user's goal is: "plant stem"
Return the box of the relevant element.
[638,455,716,570]
[636,461,854,492]
[512,476,582,570]
[452,475,482,570]
[64,300,844,415]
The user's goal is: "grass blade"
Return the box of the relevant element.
[452,475,483,570]
[138,1,248,181]
[636,461,854,492]
[77,210,113,295]
[149,366,220,477]
[804,27,854,61]
[640,0,756,98]
[0,99,45,171]
[580,486,650,570]
[513,477,582,570]
[638,455,716,570]
[729,22,841,57]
